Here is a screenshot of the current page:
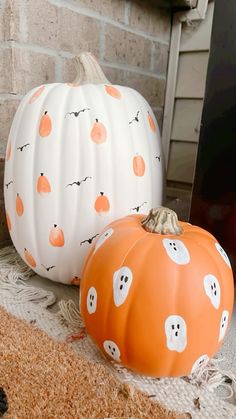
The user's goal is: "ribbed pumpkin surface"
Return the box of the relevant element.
[4,83,164,283]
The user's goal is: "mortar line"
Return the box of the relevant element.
[48,0,170,45]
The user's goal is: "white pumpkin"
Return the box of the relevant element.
[4,52,165,284]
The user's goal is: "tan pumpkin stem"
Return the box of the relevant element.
[141,207,183,235]
[72,52,110,85]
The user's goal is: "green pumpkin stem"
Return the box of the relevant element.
[141,207,183,235]
[72,52,110,85]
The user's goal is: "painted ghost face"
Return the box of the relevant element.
[191,355,209,374]
[203,274,221,309]
[162,239,190,265]
[215,243,231,268]
[103,340,121,362]
[86,286,97,314]
[113,266,133,307]
[219,310,229,342]
[94,228,114,252]
[165,315,187,352]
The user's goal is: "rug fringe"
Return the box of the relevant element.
[186,357,236,402]
[0,246,56,308]
[58,297,236,404]
[58,299,84,329]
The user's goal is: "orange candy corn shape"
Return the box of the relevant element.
[148,111,156,133]
[37,173,51,194]
[49,224,65,247]
[133,155,145,177]
[90,119,107,144]
[6,212,11,231]
[6,142,11,161]
[16,193,24,216]
[39,111,52,137]
[24,248,37,268]
[94,192,110,214]
[29,86,45,104]
[105,85,122,99]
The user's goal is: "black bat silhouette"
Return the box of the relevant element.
[129,111,140,125]
[131,202,147,212]
[65,108,90,118]
[155,155,161,162]
[41,264,56,272]
[17,143,30,152]
[80,234,99,245]
[5,180,13,189]
[66,176,92,187]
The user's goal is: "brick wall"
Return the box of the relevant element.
[0,0,171,242]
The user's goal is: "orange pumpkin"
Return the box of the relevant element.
[94,192,110,214]
[37,173,51,194]
[6,142,11,161]
[24,248,37,268]
[29,85,45,104]
[90,119,107,144]
[49,224,65,247]
[105,85,122,99]
[80,207,234,377]
[133,154,145,177]
[6,212,11,231]
[70,276,81,286]
[148,111,156,133]
[39,111,52,137]
[16,193,24,216]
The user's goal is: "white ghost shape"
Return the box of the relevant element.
[165,315,187,352]
[163,239,190,265]
[203,274,221,309]
[215,243,231,268]
[94,228,114,252]
[86,286,97,314]
[219,310,229,342]
[103,340,121,362]
[191,354,209,374]
[113,266,133,307]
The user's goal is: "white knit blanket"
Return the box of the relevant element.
[0,246,236,419]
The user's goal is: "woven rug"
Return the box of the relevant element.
[0,306,187,418]
[0,246,236,418]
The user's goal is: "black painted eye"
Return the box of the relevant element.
[172,325,175,330]
[177,324,180,329]
[120,275,124,281]
[124,276,128,283]
[108,345,111,350]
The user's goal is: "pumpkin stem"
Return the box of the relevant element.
[141,207,183,235]
[72,52,110,85]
